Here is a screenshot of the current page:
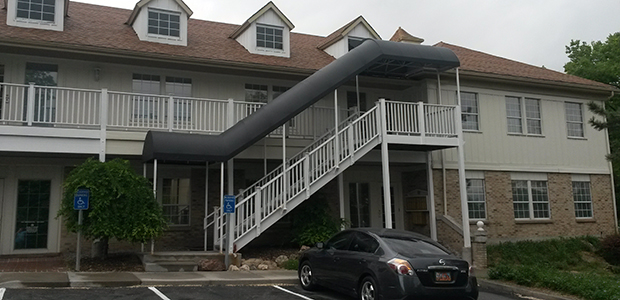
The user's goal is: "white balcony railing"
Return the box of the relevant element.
[0,83,349,138]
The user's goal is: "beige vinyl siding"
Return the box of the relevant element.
[430,85,610,174]
[324,23,376,58]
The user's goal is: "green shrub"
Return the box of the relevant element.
[282,259,299,270]
[290,194,341,247]
[599,234,620,266]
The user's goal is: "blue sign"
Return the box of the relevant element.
[74,189,90,210]
[223,195,235,214]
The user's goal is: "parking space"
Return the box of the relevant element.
[0,285,523,300]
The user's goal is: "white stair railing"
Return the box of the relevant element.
[212,106,381,250]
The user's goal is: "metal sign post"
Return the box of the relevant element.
[223,195,235,268]
[74,188,90,272]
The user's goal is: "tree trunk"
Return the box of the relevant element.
[91,237,109,259]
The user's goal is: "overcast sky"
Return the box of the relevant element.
[75,0,620,73]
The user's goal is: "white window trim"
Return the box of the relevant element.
[565,101,586,139]
[512,179,551,220]
[572,175,593,219]
[146,8,183,41]
[460,91,480,132]
[255,23,285,53]
[506,96,543,136]
[7,0,65,31]
[466,178,487,220]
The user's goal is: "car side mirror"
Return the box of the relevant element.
[315,242,324,249]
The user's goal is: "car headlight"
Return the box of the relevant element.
[387,258,414,276]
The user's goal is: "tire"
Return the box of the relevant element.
[298,261,317,290]
[359,276,378,300]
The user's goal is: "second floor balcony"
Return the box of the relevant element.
[0,83,461,155]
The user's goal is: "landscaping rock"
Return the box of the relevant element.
[240,264,251,271]
[257,264,269,270]
[197,259,226,271]
[228,265,240,271]
[275,255,288,267]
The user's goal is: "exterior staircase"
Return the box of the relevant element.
[207,100,460,252]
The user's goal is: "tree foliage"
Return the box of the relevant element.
[58,158,167,247]
[565,32,620,227]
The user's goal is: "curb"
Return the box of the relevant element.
[479,279,577,300]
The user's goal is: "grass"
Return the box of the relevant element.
[488,236,620,300]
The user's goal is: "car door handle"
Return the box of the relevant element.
[359,259,366,264]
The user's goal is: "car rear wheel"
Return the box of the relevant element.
[299,261,317,290]
[359,276,378,300]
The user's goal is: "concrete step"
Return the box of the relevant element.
[144,262,199,272]
[141,252,224,263]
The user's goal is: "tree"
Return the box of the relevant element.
[58,158,167,259]
[564,32,620,227]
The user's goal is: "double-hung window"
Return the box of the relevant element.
[132,74,162,121]
[466,178,486,219]
[148,9,181,38]
[165,77,192,123]
[565,102,584,138]
[572,178,593,219]
[512,177,550,220]
[461,92,479,131]
[506,96,542,135]
[256,24,283,50]
[17,0,55,22]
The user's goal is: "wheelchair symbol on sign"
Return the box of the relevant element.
[78,199,85,205]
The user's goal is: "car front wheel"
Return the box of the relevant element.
[359,276,378,300]
[299,261,317,290]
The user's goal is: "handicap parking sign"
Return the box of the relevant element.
[223,195,235,214]
[74,189,90,210]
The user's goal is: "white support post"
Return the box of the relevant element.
[151,159,158,254]
[26,82,35,126]
[338,173,345,230]
[379,98,393,229]
[219,162,224,254]
[204,161,209,251]
[417,101,426,138]
[455,68,472,258]
[304,154,310,198]
[427,152,438,241]
[334,89,340,169]
[255,187,262,235]
[99,89,108,162]
[227,98,235,128]
[282,124,287,211]
[226,159,234,266]
[167,95,174,131]
[213,206,219,251]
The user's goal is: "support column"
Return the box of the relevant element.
[455,68,472,262]
[99,88,108,162]
[334,89,340,169]
[427,152,437,241]
[204,161,209,251]
[151,159,158,254]
[219,162,224,254]
[225,159,234,267]
[379,98,393,229]
[282,124,287,211]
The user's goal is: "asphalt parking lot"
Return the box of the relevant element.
[0,284,526,300]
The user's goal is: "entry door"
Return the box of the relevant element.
[14,180,51,250]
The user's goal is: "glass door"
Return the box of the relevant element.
[14,180,50,250]
[349,182,370,227]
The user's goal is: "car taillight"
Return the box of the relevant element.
[468,265,474,276]
[387,258,414,276]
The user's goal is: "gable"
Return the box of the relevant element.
[320,16,381,58]
[127,0,192,46]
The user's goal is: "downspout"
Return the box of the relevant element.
[606,90,619,233]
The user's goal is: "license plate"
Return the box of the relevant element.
[435,271,452,282]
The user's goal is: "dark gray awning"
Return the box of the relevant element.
[142,40,459,163]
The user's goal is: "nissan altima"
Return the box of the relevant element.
[298,228,478,300]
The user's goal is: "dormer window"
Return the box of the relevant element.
[148,9,181,38]
[348,37,364,51]
[17,0,55,22]
[256,24,283,50]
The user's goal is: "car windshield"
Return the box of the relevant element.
[382,237,450,256]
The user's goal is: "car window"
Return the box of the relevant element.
[349,232,380,254]
[326,231,354,250]
[383,237,450,256]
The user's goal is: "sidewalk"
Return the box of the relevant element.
[0,270,299,288]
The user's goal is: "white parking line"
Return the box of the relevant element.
[0,288,5,300]
[272,285,314,300]
[148,287,171,300]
